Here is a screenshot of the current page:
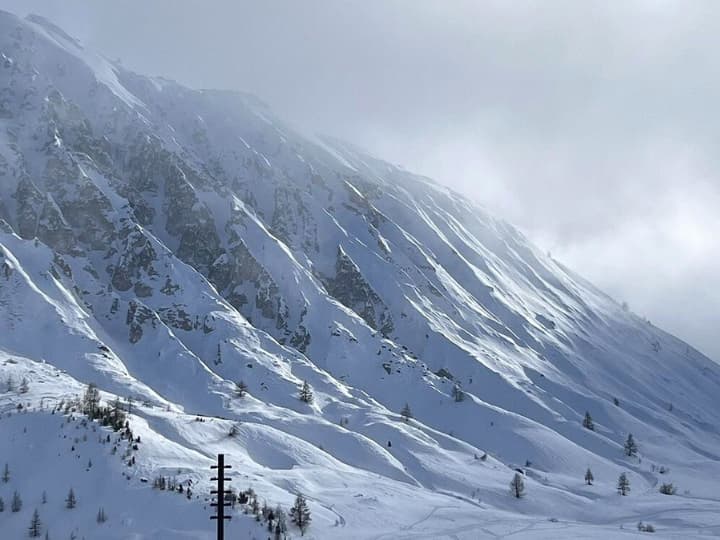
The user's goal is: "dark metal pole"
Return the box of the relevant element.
[210,453,232,540]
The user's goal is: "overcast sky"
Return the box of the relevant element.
[2,0,718,361]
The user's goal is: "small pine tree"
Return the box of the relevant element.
[451,383,465,402]
[19,377,29,394]
[624,433,638,457]
[617,472,630,496]
[659,482,676,495]
[2,462,9,483]
[83,383,100,419]
[582,411,594,431]
[235,380,248,398]
[299,381,313,404]
[0,496,4,512]
[613,397,620,406]
[65,488,76,509]
[251,496,260,516]
[510,473,525,498]
[96,507,107,523]
[109,398,127,431]
[275,505,288,535]
[215,343,222,365]
[28,508,42,537]
[11,490,22,512]
[42,491,47,504]
[228,423,240,438]
[400,402,413,422]
[290,493,311,535]
[5,375,14,392]
[584,467,594,485]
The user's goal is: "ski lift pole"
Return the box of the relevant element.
[210,453,232,540]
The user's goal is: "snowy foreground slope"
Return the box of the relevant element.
[1,10,720,539]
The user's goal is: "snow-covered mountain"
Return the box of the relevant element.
[1,10,720,539]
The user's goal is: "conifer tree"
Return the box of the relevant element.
[11,490,22,512]
[83,383,100,419]
[275,505,287,536]
[400,402,413,422]
[617,472,630,495]
[96,507,107,523]
[624,433,638,457]
[582,411,594,431]
[290,493,311,535]
[0,496,4,512]
[42,491,47,504]
[5,375,14,392]
[2,462,9,483]
[235,380,248,398]
[29,508,42,537]
[299,381,313,404]
[108,398,126,431]
[584,468,594,485]
[510,473,525,498]
[65,488,76,509]
[19,377,29,394]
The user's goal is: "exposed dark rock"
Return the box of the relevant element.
[125,301,156,344]
[323,245,394,337]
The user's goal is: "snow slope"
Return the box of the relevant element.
[1,10,720,539]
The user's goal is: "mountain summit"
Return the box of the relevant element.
[1,11,719,539]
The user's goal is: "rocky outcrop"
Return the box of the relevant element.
[270,184,319,253]
[108,227,159,295]
[13,177,79,254]
[41,149,117,251]
[324,245,394,337]
[125,300,157,344]
[209,240,284,327]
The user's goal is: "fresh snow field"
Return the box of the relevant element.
[0,9,720,539]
